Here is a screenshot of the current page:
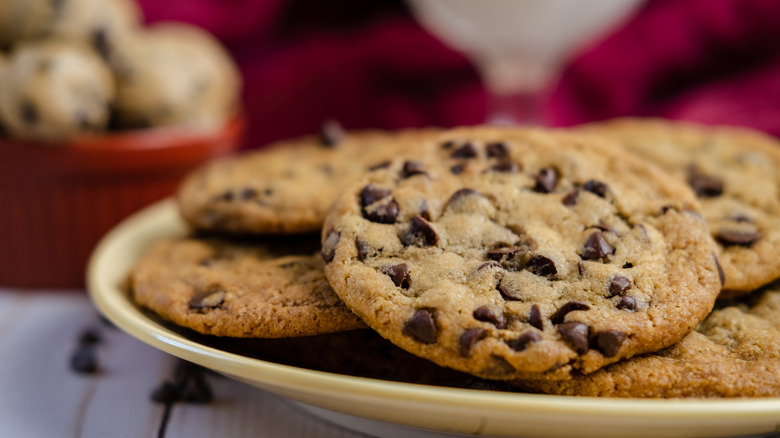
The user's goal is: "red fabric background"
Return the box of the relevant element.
[137,0,780,148]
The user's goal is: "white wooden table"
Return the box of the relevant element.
[0,290,371,438]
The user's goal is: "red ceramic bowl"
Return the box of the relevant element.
[0,116,244,289]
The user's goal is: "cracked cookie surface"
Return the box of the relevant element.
[178,127,440,234]
[131,235,366,337]
[322,126,721,380]
[576,118,780,296]
[515,286,780,397]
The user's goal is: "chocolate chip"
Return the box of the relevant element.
[525,255,557,277]
[79,328,102,345]
[151,380,179,404]
[450,163,466,175]
[487,246,519,261]
[596,330,626,358]
[91,27,109,59]
[459,328,488,357]
[587,224,619,236]
[581,231,614,260]
[219,190,234,202]
[477,261,501,271]
[528,305,543,331]
[360,184,391,207]
[441,140,455,149]
[577,260,586,276]
[70,346,99,374]
[400,216,438,247]
[486,142,508,158]
[446,188,480,205]
[188,290,225,310]
[583,180,608,198]
[402,160,428,178]
[364,200,399,224]
[356,239,368,261]
[473,305,506,329]
[498,282,523,301]
[550,301,590,325]
[505,332,541,352]
[616,296,636,311]
[402,309,437,344]
[382,263,410,289]
[321,230,340,263]
[20,100,39,125]
[713,254,725,286]
[368,160,392,171]
[562,189,580,206]
[490,160,519,173]
[688,166,723,197]
[240,187,258,200]
[533,167,558,193]
[716,229,759,246]
[558,322,589,354]
[608,276,632,298]
[451,142,478,158]
[622,262,633,269]
[320,119,345,147]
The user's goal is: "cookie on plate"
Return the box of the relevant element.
[575,118,780,296]
[515,286,780,397]
[322,126,721,380]
[178,127,440,234]
[131,234,366,338]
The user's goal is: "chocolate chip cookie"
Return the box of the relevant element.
[515,286,780,397]
[131,235,366,338]
[322,127,721,380]
[576,118,780,296]
[178,127,440,234]
[0,39,115,141]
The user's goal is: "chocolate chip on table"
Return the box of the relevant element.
[188,290,226,310]
[402,160,428,178]
[505,331,541,352]
[616,296,636,311]
[382,263,410,289]
[320,119,345,147]
[687,165,723,197]
[607,276,632,297]
[581,231,615,260]
[459,328,488,357]
[70,346,99,374]
[583,180,608,198]
[716,228,759,246]
[595,330,626,358]
[562,189,580,206]
[451,142,478,158]
[713,254,726,286]
[151,380,179,404]
[558,321,589,354]
[486,141,508,158]
[400,216,438,247]
[321,230,340,263]
[78,328,102,345]
[402,308,438,344]
[525,255,557,277]
[533,167,558,193]
[549,301,590,325]
[473,305,506,329]
[528,304,543,331]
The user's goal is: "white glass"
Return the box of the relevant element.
[408,0,644,125]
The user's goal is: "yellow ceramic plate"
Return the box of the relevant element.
[88,200,780,438]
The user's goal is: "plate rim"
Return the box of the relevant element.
[86,199,780,433]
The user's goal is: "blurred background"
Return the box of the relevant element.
[135,0,780,147]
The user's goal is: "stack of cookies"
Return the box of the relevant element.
[130,119,780,398]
